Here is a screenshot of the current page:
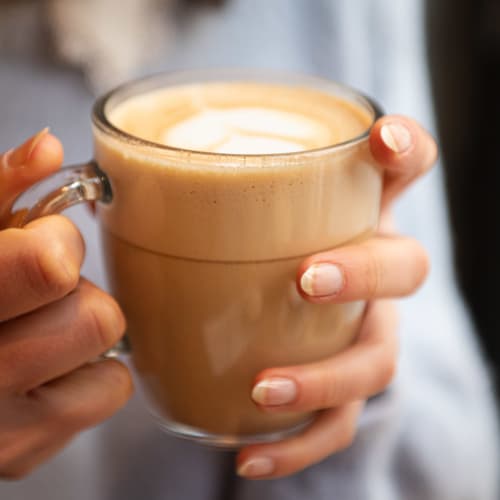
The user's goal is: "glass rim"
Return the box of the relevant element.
[91,68,384,163]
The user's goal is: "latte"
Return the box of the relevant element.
[94,78,381,442]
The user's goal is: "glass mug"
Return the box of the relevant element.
[13,70,383,447]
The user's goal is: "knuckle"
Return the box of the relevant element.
[51,364,132,430]
[29,238,79,300]
[367,339,398,395]
[83,287,126,352]
[424,135,439,170]
[363,306,399,395]
[401,239,430,295]
[336,413,358,451]
[363,246,383,299]
[102,361,134,405]
[414,245,430,288]
[376,356,397,391]
[337,423,356,451]
[317,367,344,408]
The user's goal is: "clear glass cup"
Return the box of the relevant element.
[13,70,383,447]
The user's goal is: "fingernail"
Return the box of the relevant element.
[380,123,411,153]
[252,377,297,406]
[300,263,344,297]
[237,457,275,478]
[3,128,50,168]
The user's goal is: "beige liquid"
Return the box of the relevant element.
[95,82,381,438]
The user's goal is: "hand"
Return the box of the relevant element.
[0,129,133,479]
[237,116,437,479]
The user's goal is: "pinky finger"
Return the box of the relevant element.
[0,360,133,480]
[236,401,364,479]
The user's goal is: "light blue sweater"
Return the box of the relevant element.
[0,1,498,499]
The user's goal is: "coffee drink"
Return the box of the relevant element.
[108,83,370,154]
[93,78,381,441]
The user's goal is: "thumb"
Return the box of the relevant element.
[0,129,63,224]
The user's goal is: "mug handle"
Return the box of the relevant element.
[11,161,129,358]
[12,161,112,226]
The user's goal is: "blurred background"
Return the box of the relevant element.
[426,0,500,399]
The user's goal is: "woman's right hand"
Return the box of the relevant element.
[0,130,133,479]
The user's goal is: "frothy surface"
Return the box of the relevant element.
[163,107,329,154]
[109,82,372,155]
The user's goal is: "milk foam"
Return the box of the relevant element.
[162,107,332,154]
[109,82,372,156]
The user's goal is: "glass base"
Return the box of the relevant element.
[150,411,315,448]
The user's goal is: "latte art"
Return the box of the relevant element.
[109,82,371,155]
[162,107,331,154]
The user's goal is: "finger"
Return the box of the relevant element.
[0,215,85,322]
[0,428,73,481]
[0,129,63,224]
[297,235,429,304]
[0,279,126,395]
[35,359,133,433]
[0,360,132,479]
[237,401,363,479]
[251,301,398,412]
[369,115,438,208]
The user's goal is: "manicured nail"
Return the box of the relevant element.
[380,123,411,153]
[237,457,275,478]
[252,377,297,406]
[300,263,344,297]
[2,128,50,169]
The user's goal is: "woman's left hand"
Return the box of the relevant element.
[236,115,437,479]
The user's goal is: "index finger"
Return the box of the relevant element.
[0,215,84,322]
